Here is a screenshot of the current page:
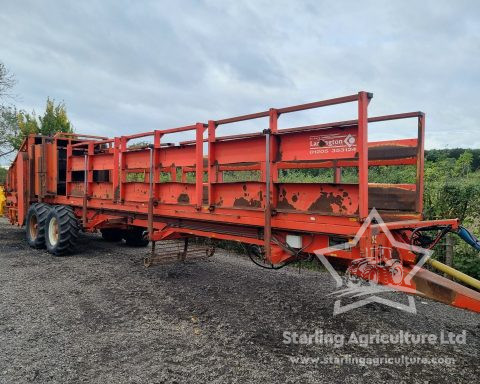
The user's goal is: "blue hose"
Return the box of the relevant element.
[456,226,480,251]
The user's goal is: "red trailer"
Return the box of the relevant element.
[4,92,480,312]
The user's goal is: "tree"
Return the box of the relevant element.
[2,99,74,153]
[38,98,72,136]
[0,62,16,100]
[13,110,40,149]
[0,167,6,184]
[0,62,18,158]
[0,107,20,157]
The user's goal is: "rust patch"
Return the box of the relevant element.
[369,185,416,211]
[277,197,296,210]
[233,196,261,208]
[412,275,456,305]
[177,193,190,204]
[308,189,350,213]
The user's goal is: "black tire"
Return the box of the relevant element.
[124,227,149,247]
[25,203,51,248]
[101,228,124,242]
[44,205,79,256]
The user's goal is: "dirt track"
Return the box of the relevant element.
[0,218,478,383]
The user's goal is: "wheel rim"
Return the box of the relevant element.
[28,214,38,240]
[48,216,59,246]
[391,265,404,285]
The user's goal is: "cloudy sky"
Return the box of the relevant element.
[1,0,479,164]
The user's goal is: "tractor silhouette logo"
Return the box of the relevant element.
[314,208,432,316]
[346,253,404,287]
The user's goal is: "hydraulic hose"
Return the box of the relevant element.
[456,226,480,251]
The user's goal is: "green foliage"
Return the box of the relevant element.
[126,172,146,182]
[223,170,260,182]
[0,62,18,159]
[426,148,480,172]
[4,98,73,152]
[422,151,480,279]
[424,151,480,221]
[453,235,480,280]
[0,107,20,157]
[279,168,333,183]
[0,167,6,184]
[38,98,72,136]
[12,110,40,150]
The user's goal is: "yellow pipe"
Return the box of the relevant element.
[427,258,480,291]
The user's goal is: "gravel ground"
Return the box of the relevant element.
[0,217,478,383]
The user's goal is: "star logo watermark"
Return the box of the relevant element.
[314,208,433,316]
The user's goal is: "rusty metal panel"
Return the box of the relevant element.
[368,138,417,160]
[368,183,416,211]
[275,183,359,215]
[157,183,196,205]
[278,127,358,162]
[70,182,84,197]
[213,182,265,209]
[91,183,114,200]
[123,182,149,202]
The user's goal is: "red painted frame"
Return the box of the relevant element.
[5,92,435,264]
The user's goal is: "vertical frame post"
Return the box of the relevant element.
[39,138,46,201]
[148,146,154,239]
[82,152,88,227]
[416,113,425,215]
[357,92,370,220]
[66,143,72,197]
[112,137,120,203]
[195,123,205,208]
[333,161,342,183]
[269,109,279,207]
[207,120,216,208]
[153,131,162,185]
[264,108,278,262]
[264,128,272,262]
[119,136,127,202]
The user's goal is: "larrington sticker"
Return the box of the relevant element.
[309,133,357,155]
